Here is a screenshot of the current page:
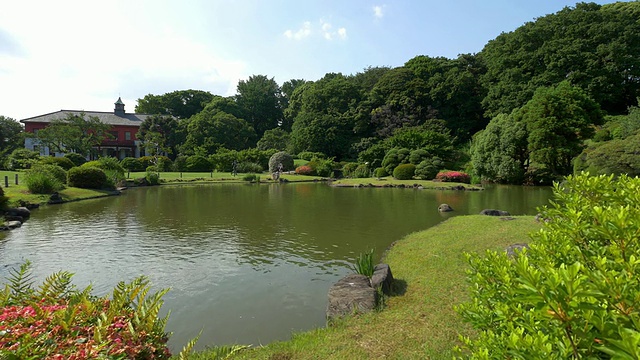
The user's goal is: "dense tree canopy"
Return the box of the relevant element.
[137,115,182,159]
[235,75,283,138]
[0,116,24,156]
[135,90,214,119]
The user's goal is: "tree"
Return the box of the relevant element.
[235,75,283,138]
[137,115,181,159]
[516,81,603,176]
[480,2,640,117]
[135,90,214,119]
[289,113,354,159]
[33,113,112,156]
[256,128,290,151]
[458,173,640,358]
[470,113,529,184]
[182,104,256,155]
[0,116,24,156]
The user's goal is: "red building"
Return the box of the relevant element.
[20,98,150,159]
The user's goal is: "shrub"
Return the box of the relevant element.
[342,162,359,178]
[295,165,314,175]
[307,157,334,177]
[374,167,387,178]
[120,157,144,172]
[409,149,430,165]
[145,171,160,185]
[172,155,188,172]
[210,148,238,172]
[186,155,212,172]
[0,261,172,358]
[415,156,444,180]
[382,148,410,175]
[353,164,370,178]
[28,164,67,184]
[457,173,640,358]
[236,161,263,174]
[156,156,173,172]
[6,149,40,170]
[298,151,325,161]
[242,174,258,182]
[64,152,87,167]
[393,163,416,180]
[83,157,125,185]
[573,134,640,177]
[268,151,294,173]
[67,166,107,189]
[24,171,65,194]
[435,170,470,183]
[39,156,75,170]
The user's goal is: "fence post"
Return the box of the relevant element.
[14,174,18,185]
[4,176,8,188]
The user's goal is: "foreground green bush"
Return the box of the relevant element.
[0,261,171,358]
[457,173,640,358]
[24,171,65,194]
[67,166,107,189]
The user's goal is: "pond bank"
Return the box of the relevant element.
[195,215,542,360]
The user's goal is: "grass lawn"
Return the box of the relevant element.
[188,215,541,360]
[331,177,482,190]
[126,171,325,183]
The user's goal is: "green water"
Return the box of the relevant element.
[0,183,552,351]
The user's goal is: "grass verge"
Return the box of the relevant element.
[188,215,540,360]
[331,177,481,190]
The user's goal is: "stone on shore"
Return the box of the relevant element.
[326,274,376,321]
[371,263,394,295]
[480,209,510,216]
[6,207,30,219]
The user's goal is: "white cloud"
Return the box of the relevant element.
[284,21,312,40]
[373,5,384,19]
[337,28,347,39]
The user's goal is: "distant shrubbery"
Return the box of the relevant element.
[24,165,66,194]
[393,163,416,180]
[268,151,294,173]
[297,151,325,161]
[295,165,313,175]
[6,149,40,170]
[67,166,108,189]
[435,170,470,183]
[64,152,87,167]
[39,156,75,170]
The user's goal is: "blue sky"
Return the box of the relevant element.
[0,0,626,120]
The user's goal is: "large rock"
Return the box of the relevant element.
[438,203,454,212]
[371,263,394,295]
[326,274,376,321]
[480,209,510,216]
[6,207,30,219]
[3,221,22,230]
[506,243,530,258]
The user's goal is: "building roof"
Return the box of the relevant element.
[20,110,150,127]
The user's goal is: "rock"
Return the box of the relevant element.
[4,221,22,229]
[48,192,63,204]
[452,185,465,190]
[500,216,516,221]
[371,264,394,295]
[6,207,30,219]
[438,203,454,212]
[506,243,530,258]
[480,209,510,216]
[326,274,376,321]
[4,215,23,222]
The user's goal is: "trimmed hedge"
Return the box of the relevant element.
[393,163,416,180]
[39,156,76,170]
[67,166,108,189]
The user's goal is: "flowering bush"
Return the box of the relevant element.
[0,261,172,359]
[435,170,470,183]
[295,165,314,176]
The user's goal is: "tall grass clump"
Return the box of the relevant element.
[24,166,65,194]
[352,249,375,277]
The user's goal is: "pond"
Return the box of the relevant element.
[0,183,553,351]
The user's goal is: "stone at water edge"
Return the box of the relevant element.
[6,207,30,219]
[3,221,22,230]
[326,274,376,321]
[371,263,394,295]
[438,203,454,212]
[480,209,510,216]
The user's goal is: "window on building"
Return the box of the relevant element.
[125,131,131,140]
[109,131,118,140]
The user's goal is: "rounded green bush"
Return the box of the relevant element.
[64,153,87,167]
[415,157,444,180]
[145,171,160,185]
[374,167,387,178]
[186,155,212,172]
[268,152,294,173]
[24,172,65,194]
[67,166,107,189]
[120,157,144,171]
[393,163,416,180]
[341,162,359,178]
[353,164,370,178]
[28,164,67,184]
[39,156,75,170]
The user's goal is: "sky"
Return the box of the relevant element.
[0,0,627,120]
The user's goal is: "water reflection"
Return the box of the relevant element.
[0,183,552,350]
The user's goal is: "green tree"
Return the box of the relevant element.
[135,89,214,119]
[183,104,256,155]
[0,116,24,156]
[256,128,290,151]
[471,113,529,184]
[458,173,640,358]
[235,75,283,138]
[480,2,640,117]
[574,133,640,177]
[516,81,603,176]
[137,115,181,160]
[33,113,112,156]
